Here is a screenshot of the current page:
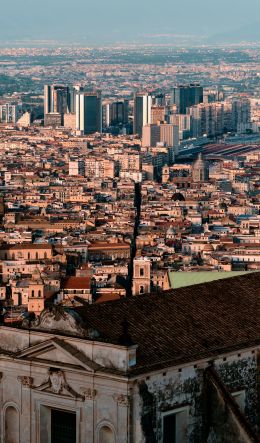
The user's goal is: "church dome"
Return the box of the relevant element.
[203,243,214,252]
[172,192,185,201]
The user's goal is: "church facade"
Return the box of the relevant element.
[0,272,259,443]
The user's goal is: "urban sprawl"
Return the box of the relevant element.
[0,45,259,443]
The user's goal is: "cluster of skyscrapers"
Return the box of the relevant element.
[189,98,251,138]
[44,85,102,134]
[43,83,252,141]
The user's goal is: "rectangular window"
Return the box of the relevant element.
[51,409,76,443]
[162,407,188,443]
[163,413,176,443]
[140,268,144,277]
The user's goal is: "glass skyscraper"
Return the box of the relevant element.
[172,83,203,114]
[75,91,102,134]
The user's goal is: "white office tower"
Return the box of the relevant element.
[69,85,84,114]
[75,91,102,135]
[133,93,152,136]
[102,101,112,128]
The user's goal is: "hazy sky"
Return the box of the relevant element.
[1,0,260,44]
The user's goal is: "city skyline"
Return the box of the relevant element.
[0,2,260,442]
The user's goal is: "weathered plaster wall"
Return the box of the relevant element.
[133,350,259,443]
[215,353,257,428]
[134,365,204,443]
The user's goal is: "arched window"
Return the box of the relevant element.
[31,290,34,298]
[99,426,115,443]
[38,290,41,298]
[28,252,30,259]
[140,285,144,294]
[5,405,19,443]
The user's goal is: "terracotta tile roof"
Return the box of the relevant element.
[88,242,130,250]
[75,272,260,375]
[0,244,52,250]
[61,277,91,290]
[95,293,122,304]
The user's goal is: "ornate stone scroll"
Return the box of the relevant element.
[17,376,34,388]
[113,394,130,406]
[83,387,97,400]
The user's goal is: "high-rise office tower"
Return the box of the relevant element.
[102,100,129,129]
[142,124,161,147]
[189,83,204,108]
[0,103,21,124]
[151,106,166,124]
[152,93,166,106]
[160,123,179,154]
[69,85,84,114]
[102,101,112,128]
[133,93,152,136]
[172,83,203,114]
[170,114,191,140]
[189,102,225,138]
[75,91,102,134]
[231,98,251,133]
[44,85,51,115]
[142,123,179,154]
[111,100,129,126]
[44,85,70,115]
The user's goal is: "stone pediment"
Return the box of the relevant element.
[18,369,85,401]
[16,337,101,372]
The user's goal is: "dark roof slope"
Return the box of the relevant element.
[75,272,260,375]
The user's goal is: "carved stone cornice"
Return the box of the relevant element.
[17,376,34,388]
[113,394,130,406]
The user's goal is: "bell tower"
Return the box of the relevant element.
[162,165,170,183]
[132,257,151,296]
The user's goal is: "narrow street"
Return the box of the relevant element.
[127,182,141,296]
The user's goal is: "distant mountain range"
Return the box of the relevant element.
[208,22,260,44]
[0,16,259,47]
